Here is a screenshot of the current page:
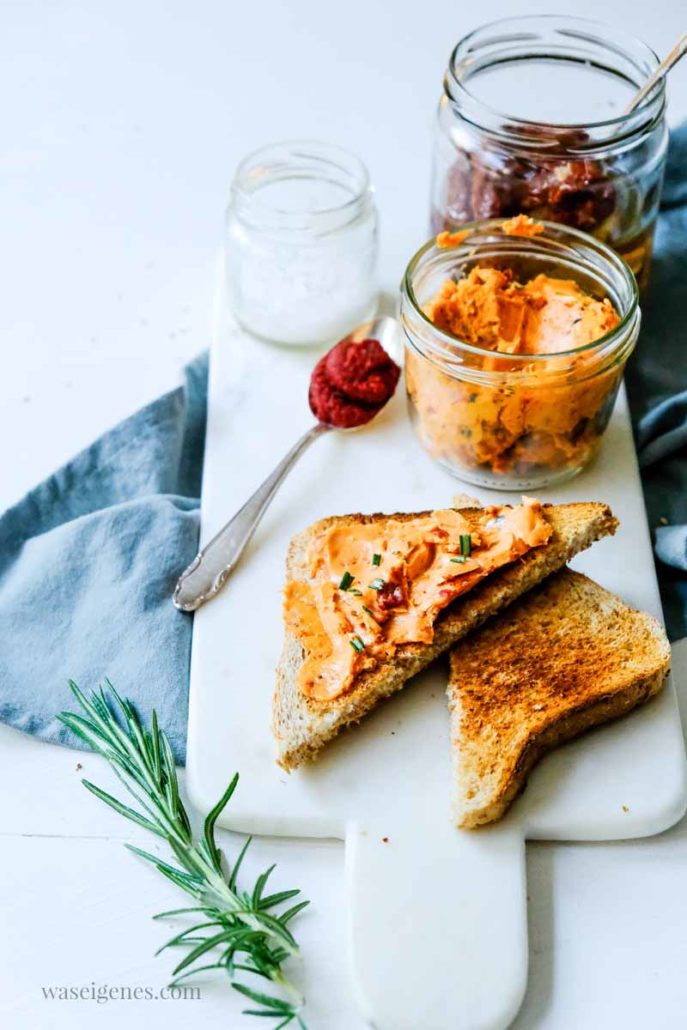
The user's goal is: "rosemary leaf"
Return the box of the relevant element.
[234,982,298,1011]
[204,774,239,873]
[80,779,161,836]
[280,901,310,926]
[167,962,225,986]
[172,929,241,977]
[156,920,227,955]
[153,906,216,920]
[258,889,302,911]
[230,835,254,891]
[252,864,276,908]
[124,843,205,894]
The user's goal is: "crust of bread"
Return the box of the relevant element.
[448,568,671,828]
[273,502,618,770]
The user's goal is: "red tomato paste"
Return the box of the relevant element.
[309,338,400,429]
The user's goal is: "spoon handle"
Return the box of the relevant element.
[625,32,687,114]
[173,422,331,612]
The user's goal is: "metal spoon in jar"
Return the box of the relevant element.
[173,316,400,612]
[624,32,687,114]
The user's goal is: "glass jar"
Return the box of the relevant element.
[430,16,668,290]
[400,220,640,491]
[226,141,378,346]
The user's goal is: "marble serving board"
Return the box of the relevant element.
[186,263,687,1030]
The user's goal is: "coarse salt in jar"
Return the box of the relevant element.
[400,219,640,491]
[225,141,378,346]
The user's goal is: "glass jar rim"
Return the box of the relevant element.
[229,139,372,232]
[445,15,665,147]
[401,219,640,368]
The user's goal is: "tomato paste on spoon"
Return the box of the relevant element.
[309,337,401,429]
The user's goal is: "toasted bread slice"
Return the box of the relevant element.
[448,569,671,828]
[273,502,617,770]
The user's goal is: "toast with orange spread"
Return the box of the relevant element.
[273,500,617,770]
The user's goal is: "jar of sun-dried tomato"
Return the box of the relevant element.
[431,16,668,290]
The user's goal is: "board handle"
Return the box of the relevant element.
[345,815,527,1030]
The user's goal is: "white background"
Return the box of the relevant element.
[2,1,687,1027]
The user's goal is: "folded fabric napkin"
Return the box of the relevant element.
[626,124,687,641]
[0,355,207,760]
[1,131,686,759]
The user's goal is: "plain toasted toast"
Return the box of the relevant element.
[273,502,618,770]
[448,568,671,828]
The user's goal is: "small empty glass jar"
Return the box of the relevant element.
[226,141,378,346]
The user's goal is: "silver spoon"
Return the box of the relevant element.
[173,316,399,612]
[624,32,687,115]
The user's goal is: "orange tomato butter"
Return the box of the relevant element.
[426,266,619,356]
[406,252,622,481]
[284,497,551,701]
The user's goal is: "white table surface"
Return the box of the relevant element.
[2,1,686,1027]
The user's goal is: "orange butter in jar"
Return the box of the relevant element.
[400,218,640,491]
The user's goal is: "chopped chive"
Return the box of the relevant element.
[372,553,382,566]
[460,534,472,557]
[362,605,375,618]
[349,588,363,596]
[339,571,354,591]
[450,556,466,564]
[369,578,385,591]
[350,636,365,653]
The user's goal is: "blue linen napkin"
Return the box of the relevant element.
[0,355,207,760]
[1,133,686,760]
[626,125,687,641]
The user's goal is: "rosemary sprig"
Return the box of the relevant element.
[58,681,308,1028]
